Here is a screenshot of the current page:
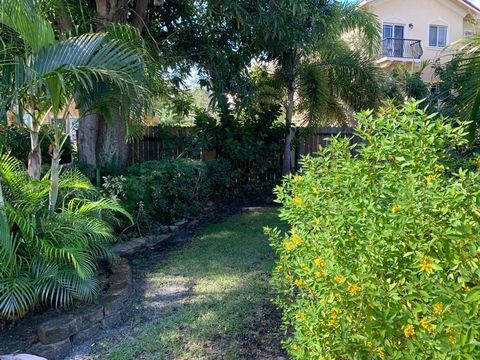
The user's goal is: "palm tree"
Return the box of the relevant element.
[0,153,131,320]
[447,35,480,143]
[268,1,381,174]
[0,0,149,209]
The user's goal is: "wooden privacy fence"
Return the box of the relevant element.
[127,125,358,168]
[293,126,358,170]
[128,126,199,164]
[296,126,357,156]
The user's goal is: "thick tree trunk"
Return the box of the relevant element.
[27,122,42,180]
[96,0,129,26]
[52,1,74,35]
[77,111,100,177]
[48,144,61,211]
[96,112,129,171]
[132,0,149,31]
[282,64,296,176]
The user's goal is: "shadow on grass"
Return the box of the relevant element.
[99,209,287,360]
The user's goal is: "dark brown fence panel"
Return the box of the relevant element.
[128,127,199,165]
[128,126,359,177]
[297,126,356,157]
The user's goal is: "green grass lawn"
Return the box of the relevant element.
[100,208,286,360]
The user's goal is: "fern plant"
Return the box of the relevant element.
[0,153,131,320]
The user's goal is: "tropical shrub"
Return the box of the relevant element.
[266,100,480,359]
[122,159,212,224]
[0,153,130,320]
[193,110,284,190]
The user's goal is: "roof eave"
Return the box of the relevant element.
[358,0,480,14]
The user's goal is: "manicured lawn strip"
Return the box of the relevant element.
[102,208,285,360]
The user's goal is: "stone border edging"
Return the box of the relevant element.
[112,219,189,257]
[24,258,132,360]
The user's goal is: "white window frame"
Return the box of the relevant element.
[428,24,449,48]
[464,30,474,39]
[382,22,406,39]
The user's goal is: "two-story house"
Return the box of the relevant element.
[359,0,480,79]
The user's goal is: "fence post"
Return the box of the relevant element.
[294,128,301,172]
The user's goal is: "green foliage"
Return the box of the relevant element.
[0,153,130,320]
[0,126,73,164]
[381,65,430,105]
[266,100,480,359]
[194,109,284,190]
[120,159,213,224]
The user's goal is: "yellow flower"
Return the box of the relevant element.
[435,164,445,172]
[391,204,402,214]
[291,343,299,350]
[315,217,322,225]
[347,283,360,296]
[376,348,385,358]
[444,327,452,334]
[420,258,433,273]
[314,257,326,267]
[275,264,283,272]
[433,303,443,315]
[425,174,436,183]
[328,308,340,328]
[292,233,303,245]
[294,278,303,287]
[335,274,346,284]
[294,175,303,182]
[285,274,292,281]
[293,196,303,206]
[420,318,433,331]
[313,188,321,195]
[366,341,373,348]
[463,284,471,292]
[328,318,340,328]
[284,241,294,250]
[404,324,415,338]
[315,271,324,279]
[295,312,306,321]
[300,262,308,269]
[448,335,457,345]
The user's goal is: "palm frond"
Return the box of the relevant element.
[333,2,381,55]
[0,0,55,52]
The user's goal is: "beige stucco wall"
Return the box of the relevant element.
[363,0,478,80]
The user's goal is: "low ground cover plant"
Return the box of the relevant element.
[267,100,480,359]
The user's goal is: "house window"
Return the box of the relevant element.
[429,25,448,47]
[464,30,474,39]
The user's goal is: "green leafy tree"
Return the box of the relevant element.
[436,35,480,143]
[259,1,382,174]
[0,0,148,209]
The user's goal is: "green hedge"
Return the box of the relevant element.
[266,101,480,359]
[116,159,231,224]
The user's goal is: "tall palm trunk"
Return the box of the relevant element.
[48,142,61,211]
[27,121,41,179]
[282,59,297,176]
[0,176,6,224]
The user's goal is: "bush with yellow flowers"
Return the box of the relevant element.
[266,100,480,359]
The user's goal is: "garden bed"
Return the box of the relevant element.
[0,259,132,360]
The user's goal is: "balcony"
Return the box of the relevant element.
[380,38,423,60]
